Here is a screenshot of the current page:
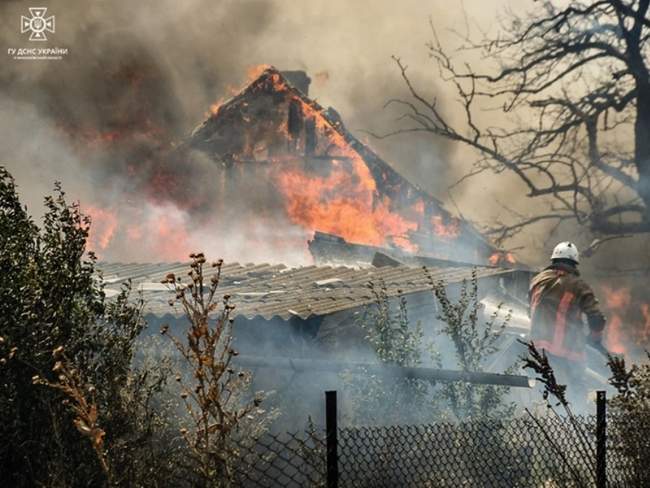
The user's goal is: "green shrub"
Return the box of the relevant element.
[0,167,175,487]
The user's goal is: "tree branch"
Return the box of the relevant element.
[378,1,650,244]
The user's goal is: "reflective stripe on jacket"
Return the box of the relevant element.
[528,263,605,362]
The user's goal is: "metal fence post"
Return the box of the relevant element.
[596,390,607,488]
[325,390,338,488]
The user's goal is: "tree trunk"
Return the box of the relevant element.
[635,83,650,221]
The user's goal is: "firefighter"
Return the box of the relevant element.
[528,242,607,405]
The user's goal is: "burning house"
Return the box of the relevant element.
[183,66,500,266]
[85,64,650,418]
[88,68,544,424]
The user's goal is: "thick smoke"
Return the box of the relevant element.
[0,0,636,275]
[0,0,478,263]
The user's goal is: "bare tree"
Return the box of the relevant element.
[383,1,650,247]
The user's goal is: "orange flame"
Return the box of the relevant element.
[148,212,190,261]
[206,97,225,117]
[84,206,118,256]
[205,65,272,118]
[599,285,650,355]
[431,215,461,239]
[601,286,631,355]
[488,251,517,266]
[271,85,424,251]
[82,204,193,262]
[603,286,631,309]
[246,64,271,82]
[276,160,418,249]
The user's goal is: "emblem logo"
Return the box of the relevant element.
[21,8,55,42]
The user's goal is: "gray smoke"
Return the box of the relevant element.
[0,0,472,263]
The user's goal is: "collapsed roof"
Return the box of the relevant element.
[185,66,498,265]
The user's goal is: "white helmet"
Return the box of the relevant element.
[551,241,579,264]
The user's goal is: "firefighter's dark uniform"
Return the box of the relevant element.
[528,261,606,403]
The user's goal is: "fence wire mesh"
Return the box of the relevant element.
[234,414,648,487]
[234,430,326,487]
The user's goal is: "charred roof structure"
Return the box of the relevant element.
[185,66,498,265]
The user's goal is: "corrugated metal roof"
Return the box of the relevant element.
[98,262,514,320]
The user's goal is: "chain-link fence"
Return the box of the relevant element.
[233,430,326,487]
[233,394,649,487]
[606,411,650,488]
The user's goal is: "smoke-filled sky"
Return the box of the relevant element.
[0,0,584,267]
